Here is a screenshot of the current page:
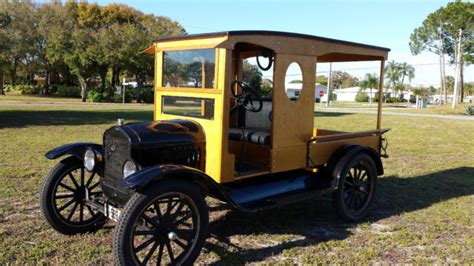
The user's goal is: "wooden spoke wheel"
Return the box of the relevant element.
[40,157,107,235]
[114,180,208,265]
[333,152,377,221]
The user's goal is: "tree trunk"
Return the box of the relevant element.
[44,70,50,95]
[438,36,445,105]
[78,76,87,102]
[111,69,117,88]
[441,52,448,103]
[0,71,4,95]
[111,67,121,88]
[135,73,143,103]
[460,62,464,103]
[100,70,107,93]
[10,69,16,85]
[369,88,372,105]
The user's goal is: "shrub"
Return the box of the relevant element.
[4,85,13,93]
[87,90,107,102]
[140,86,154,103]
[355,91,368,102]
[386,97,402,103]
[7,84,43,95]
[111,89,134,103]
[56,86,81,98]
[466,105,474,116]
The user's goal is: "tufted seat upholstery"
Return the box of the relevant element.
[229,100,272,145]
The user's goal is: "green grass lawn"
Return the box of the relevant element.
[0,103,473,264]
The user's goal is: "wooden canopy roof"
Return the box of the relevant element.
[148,30,390,62]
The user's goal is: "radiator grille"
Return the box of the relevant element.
[103,128,130,189]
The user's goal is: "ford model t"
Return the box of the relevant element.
[39,31,390,264]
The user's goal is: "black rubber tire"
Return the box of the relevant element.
[39,156,107,235]
[333,152,377,221]
[114,179,209,265]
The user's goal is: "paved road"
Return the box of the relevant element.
[316,108,474,121]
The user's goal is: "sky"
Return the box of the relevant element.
[92,0,472,87]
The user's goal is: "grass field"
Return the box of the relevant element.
[0,99,473,264]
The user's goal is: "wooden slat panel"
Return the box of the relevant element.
[309,135,380,166]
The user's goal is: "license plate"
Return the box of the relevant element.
[105,203,122,222]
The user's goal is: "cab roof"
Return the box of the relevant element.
[151,30,390,62]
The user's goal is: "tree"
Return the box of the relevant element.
[399,62,415,85]
[34,3,74,94]
[0,1,186,102]
[0,11,10,95]
[359,73,379,105]
[384,60,401,93]
[63,27,101,102]
[0,2,36,85]
[316,75,328,85]
[331,71,359,89]
[409,0,474,105]
[242,60,263,93]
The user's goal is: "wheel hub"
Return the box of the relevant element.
[168,231,178,240]
[74,187,87,201]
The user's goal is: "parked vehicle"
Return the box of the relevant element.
[40,30,390,265]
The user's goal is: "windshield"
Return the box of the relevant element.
[162,49,215,89]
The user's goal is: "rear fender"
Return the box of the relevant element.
[326,144,384,189]
[45,142,102,160]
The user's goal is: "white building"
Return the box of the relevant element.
[333,86,377,102]
[334,86,415,102]
[286,83,328,101]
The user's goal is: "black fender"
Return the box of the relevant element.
[45,142,102,160]
[326,144,384,189]
[123,164,242,209]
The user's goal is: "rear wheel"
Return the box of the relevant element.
[333,152,377,221]
[39,156,107,235]
[114,180,209,265]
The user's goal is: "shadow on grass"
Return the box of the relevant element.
[0,110,153,129]
[314,111,353,117]
[206,167,474,264]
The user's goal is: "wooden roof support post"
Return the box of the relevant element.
[377,60,385,129]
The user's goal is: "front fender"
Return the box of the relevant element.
[124,164,240,208]
[124,164,213,190]
[45,142,102,160]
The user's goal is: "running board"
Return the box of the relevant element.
[222,170,333,212]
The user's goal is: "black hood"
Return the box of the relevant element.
[120,119,205,147]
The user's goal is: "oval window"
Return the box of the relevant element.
[285,62,303,101]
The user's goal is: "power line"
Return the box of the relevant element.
[262,62,443,78]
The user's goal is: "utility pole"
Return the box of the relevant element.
[438,29,447,105]
[452,29,462,109]
[326,63,332,107]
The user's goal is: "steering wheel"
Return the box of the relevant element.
[231,80,263,113]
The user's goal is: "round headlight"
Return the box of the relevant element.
[84,149,95,172]
[123,160,137,179]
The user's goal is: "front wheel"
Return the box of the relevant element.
[113,179,209,265]
[39,156,107,235]
[333,152,377,221]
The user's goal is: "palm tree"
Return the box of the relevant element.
[399,62,415,85]
[360,73,379,105]
[384,60,401,95]
[399,62,415,105]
